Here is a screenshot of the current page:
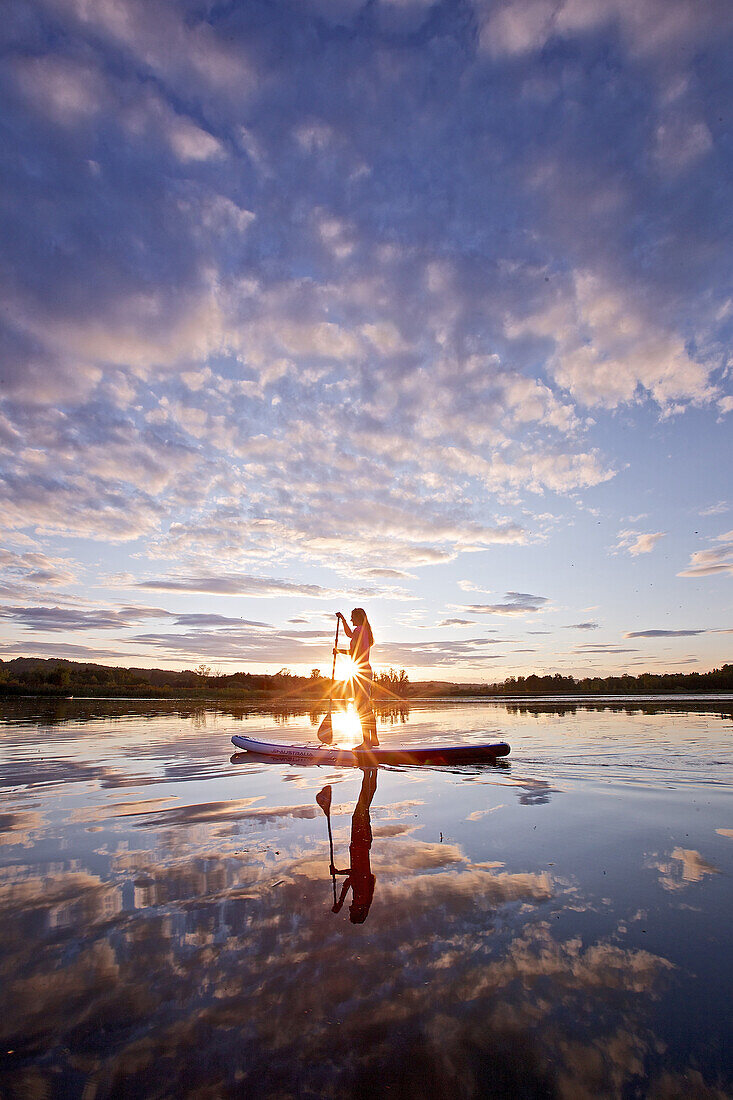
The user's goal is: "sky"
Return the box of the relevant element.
[0,0,731,683]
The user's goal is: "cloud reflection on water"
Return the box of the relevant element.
[0,837,678,1098]
[1,698,731,1096]
[0,766,678,1100]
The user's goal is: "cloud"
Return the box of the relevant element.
[0,549,78,590]
[122,571,411,601]
[506,273,716,413]
[44,0,258,102]
[477,0,726,66]
[0,641,131,661]
[172,613,270,628]
[615,530,667,556]
[356,568,415,579]
[128,572,344,598]
[624,629,706,639]
[0,604,166,632]
[165,114,224,164]
[456,592,549,616]
[564,621,599,630]
[0,603,281,636]
[130,627,506,668]
[574,644,638,654]
[678,532,733,577]
[376,637,505,667]
[11,55,106,125]
[1,0,624,584]
[142,493,534,578]
[0,0,730,674]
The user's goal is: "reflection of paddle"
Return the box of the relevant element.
[316,784,337,906]
[317,616,340,744]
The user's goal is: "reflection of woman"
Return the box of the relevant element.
[336,608,378,747]
[330,768,378,924]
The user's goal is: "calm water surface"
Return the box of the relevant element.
[1,696,731,1098]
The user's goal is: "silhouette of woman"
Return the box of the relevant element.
[336,607,378,747]
[330,768,378,924]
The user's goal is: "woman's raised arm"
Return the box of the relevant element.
[336,611,353,638]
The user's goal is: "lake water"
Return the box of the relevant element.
[1,696,732,1098]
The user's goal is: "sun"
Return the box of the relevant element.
[337,655,360,682]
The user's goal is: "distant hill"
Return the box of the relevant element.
[0,656,731,698]
[0,656,328,698]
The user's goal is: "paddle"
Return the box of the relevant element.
[317,615,340,743]
[316,784,337,906]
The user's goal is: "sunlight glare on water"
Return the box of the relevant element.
[329,701,365,746]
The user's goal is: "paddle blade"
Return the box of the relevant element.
[316,785,332,814]
[317,713,333,743]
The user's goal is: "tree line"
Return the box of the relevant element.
[0,657,411,698]
[0,656,730,698]
[464,665,733,695]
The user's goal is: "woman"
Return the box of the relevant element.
[335,607,378,747]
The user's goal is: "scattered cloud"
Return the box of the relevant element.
[456,592,549,616]
[377,637,507,668]
[0,604,168,633]
[574,644,638,654]
[356,568,415,579]
[564,622,599,630]
[124,627,507,669]
[624,629,706,639]
[678,533,733,578]
[506,273,716,413]
[0,0,729,675]
[0,549,78,589]
[127,573,344,598]
[0,642,132,661]
[615,530,667,556]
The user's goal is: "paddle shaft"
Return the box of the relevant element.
[325,812,337,905]
[316,785,337,904]
[328,616,340,707]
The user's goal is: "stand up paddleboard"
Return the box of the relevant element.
[230,734,510,766]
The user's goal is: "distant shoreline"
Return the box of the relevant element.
[1,654,731,700]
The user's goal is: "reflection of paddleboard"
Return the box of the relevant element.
[230,734,510,765]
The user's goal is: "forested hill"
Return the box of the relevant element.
[0,656,731,698]
[469,665,733,695]
[0,658,409,699]
[0,657,328,698]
